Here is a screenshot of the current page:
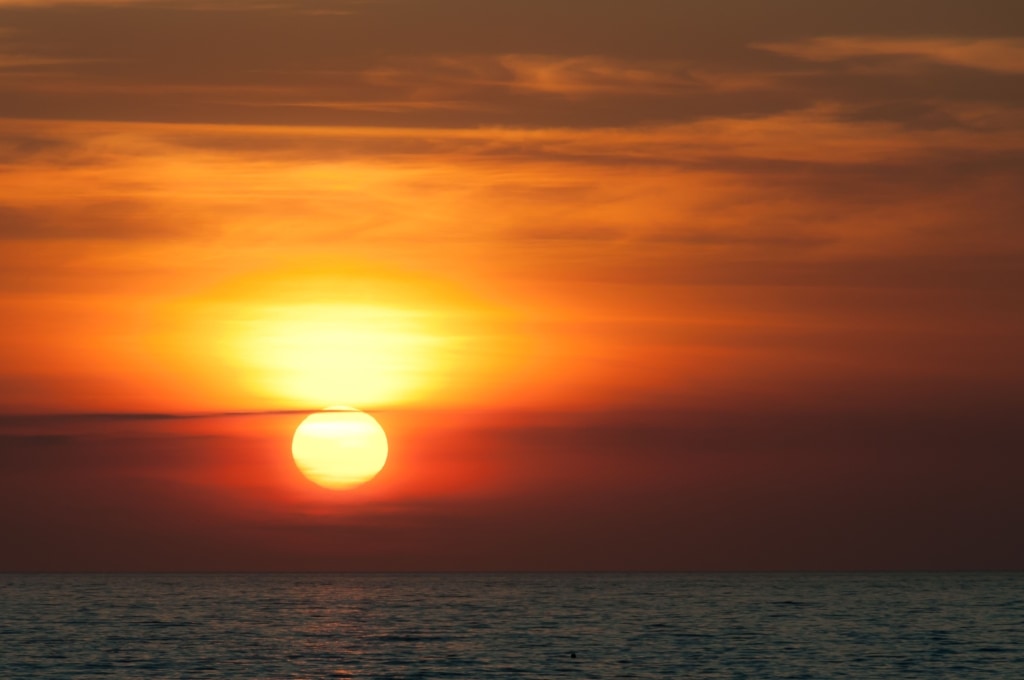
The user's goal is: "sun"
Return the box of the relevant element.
[291,407,389,490]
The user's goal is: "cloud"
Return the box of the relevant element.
[0,200,197,239]
[755,36,1024,75]
[497,54,693,95]
[501,224,622,242]
[643,227,834,248]
[0,52,75,69]
[0,0,291,6]
[365,54,698,98]
[1,106,1022,268]
[246,99,483,114]
[0,0,177,5]
[2,405,1023,570]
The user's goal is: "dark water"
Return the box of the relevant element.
[1,573,1021,678]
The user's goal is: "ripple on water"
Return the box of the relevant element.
[1,573,1022,679]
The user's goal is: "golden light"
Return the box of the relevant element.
[234,303,450,407]
[159,260,553,412]
[291,407,389,489]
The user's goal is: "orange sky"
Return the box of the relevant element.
[1,0,1022,570]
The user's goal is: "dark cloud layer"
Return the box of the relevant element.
[0,0,1022,127]
[1,406,1022,571]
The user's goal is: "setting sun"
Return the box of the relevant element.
[291,407,389,490]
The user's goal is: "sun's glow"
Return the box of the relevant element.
[291,407,389,489]
[160,262,552,411]
[232,303,453,407]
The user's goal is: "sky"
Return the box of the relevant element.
[1,0,1022,571]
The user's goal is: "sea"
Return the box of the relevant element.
[1,573,1021,679]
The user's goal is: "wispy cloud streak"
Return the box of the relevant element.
[756,36,1024,74]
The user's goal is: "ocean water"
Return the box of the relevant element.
[1,573,1021,679]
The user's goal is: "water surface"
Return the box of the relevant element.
[2,573,1021,678]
